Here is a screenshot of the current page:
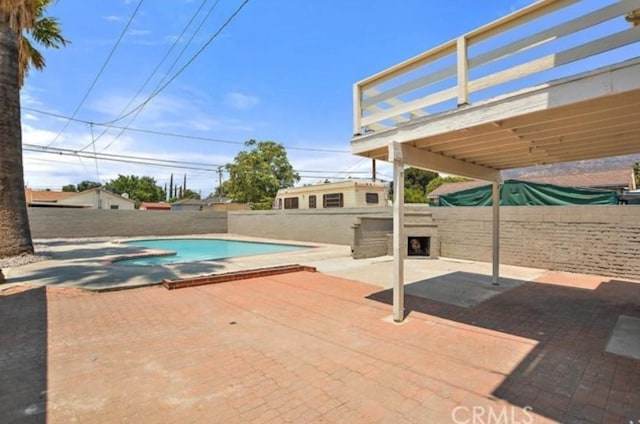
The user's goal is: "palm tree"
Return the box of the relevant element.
[0,0,67,259]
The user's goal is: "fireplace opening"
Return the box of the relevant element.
[407,236,430,257]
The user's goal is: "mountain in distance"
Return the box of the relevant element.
[502,153,640,179]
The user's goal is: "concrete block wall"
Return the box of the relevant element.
[228,207,390,245]
[352,216,392,258]
[26,205,640,281]
[28,209,227,239]
[352,205,440,259]
[431,206,640,280]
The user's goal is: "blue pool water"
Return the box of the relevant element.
[117,238,308,266]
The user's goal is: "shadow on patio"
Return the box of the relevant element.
[367,271,640,423]
[0,286,47,423]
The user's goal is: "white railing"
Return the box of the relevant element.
[353,0,640,135]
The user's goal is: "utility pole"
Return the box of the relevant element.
[372,159,377,182]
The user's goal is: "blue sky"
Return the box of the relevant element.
[22,0,612,195]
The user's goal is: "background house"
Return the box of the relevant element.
[139,202,171,211]
[170,198,209,211]
[25,188,79,207]
[25,188,135,209]
[171,197,252,211]
[57,188,135,210]
[274,180,388,210]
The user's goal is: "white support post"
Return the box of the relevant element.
[391,142,405,322]
[457,36,469,106]
[492,180,500,286]
[353,83,362,135]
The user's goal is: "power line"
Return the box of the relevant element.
[98,0,251,127]
[23,144,369,177]
[46,0,146,147]
[80,0,214,152]
[23,107,353,153]
[99,0,224,152]
[24,146,220,172]
[25,144,223,167]
[295,170,369,174]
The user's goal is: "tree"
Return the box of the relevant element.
[389,167,439,203]
[634,162,640,187]
[406,168,438,190]
[77,180,101,192]
[0,0,68,258]
[104,175,166,208]
[61,184,77,192]
[224,140,299,210]
[404,187,427,203]
[181,189,200,200]
[426,175,470,194]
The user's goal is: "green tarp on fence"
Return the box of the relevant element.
[438,180,618,206]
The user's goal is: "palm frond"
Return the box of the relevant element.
[18,35,44,86]
[28,15,69,48]
[0,0,36,31]
[3,0,69,86]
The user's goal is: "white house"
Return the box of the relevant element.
[274,180,388,210]
[58,188,135,210]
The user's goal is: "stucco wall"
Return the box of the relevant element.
[431,205,640,280]
[28,208,227,239]
[228,207,391,245]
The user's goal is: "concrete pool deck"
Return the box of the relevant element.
[2,234,546,292]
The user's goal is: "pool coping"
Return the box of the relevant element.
[161,264,317,290]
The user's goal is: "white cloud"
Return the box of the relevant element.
[128,29,152,37]
[21,91,43,106]
[90,92,189,122]
[224,92,259,111]
[102,15,123,22]
[89,90,257,135]
[23,113,39,121]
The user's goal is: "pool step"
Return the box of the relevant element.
[162,264,317,290]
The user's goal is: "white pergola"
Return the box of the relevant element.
[351,0,640,321]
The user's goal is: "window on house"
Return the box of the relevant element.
[278,198,282,209]
[365,193,379,204]
[284,197,299,209]
[309,195,316,208]
[110,205,119,210]
[323,193,343,208]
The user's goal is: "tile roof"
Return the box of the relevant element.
[140,202,171,210]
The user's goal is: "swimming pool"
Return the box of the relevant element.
[116,238,308,266]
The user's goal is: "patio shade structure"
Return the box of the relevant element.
[351,0,640,322]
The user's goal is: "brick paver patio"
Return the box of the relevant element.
[1,270,639,423]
